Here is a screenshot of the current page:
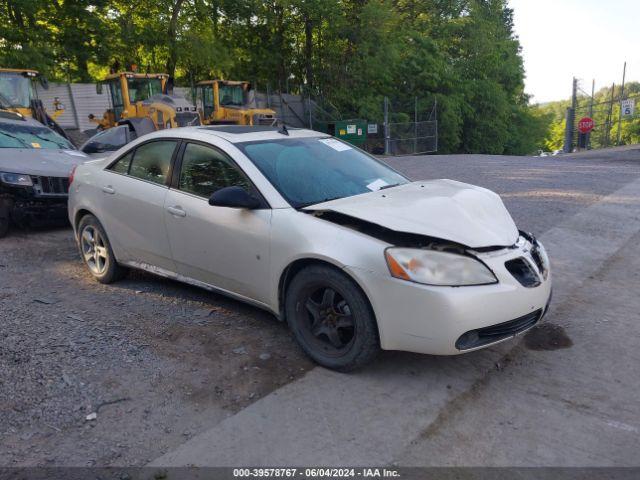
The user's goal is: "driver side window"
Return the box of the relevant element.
[178,143,251,198]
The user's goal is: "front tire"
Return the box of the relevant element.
[77,214,127,284]
[285,265,380,371]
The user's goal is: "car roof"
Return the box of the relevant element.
[158,125,328,144]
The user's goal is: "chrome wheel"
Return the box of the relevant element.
[80,225,108,275]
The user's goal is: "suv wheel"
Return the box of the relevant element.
[77,214,127,283]
[285,265,380,371]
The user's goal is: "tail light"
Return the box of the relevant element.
[69,165,77,186]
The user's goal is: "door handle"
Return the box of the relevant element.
[102,185,115,194]
[167,206,187,217]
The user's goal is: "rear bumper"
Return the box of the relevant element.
[346,240,553,356]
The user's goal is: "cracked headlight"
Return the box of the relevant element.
[0,172,32,186]
[385,248,498,286]
[532,239,550,280]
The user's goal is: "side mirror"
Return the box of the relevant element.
[39,76,49,90]
[96,83,103,95]
[209,186,261,209]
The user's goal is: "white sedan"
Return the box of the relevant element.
[68,126,552,371]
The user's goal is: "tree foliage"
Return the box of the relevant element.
[0,0,546,154]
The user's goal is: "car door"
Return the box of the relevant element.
[163,141,272,304]
[99,139,178,272]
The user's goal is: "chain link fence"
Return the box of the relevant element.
[308,95,438,156]
[565,75,640,152]
[385,98,438,156]
[572,92,640,150]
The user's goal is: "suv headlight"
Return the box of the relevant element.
[385,248,498,286]
[0,172,33,186]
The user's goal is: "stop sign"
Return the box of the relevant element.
[578,117,595,134]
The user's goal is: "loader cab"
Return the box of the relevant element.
[0,69,44,116]
[99,72,168,122]
[197,80,250,119]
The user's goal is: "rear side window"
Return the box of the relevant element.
[110,151,133,174]
[178,142,251,198]
[82,125,130,154]
[128,140,177,185]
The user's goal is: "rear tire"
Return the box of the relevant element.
[77,214,127,284]
[285,265,380,371]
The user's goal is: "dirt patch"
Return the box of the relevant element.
[524,323,573,351]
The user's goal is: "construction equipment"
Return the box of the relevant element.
[89,71,200,135]
[196,80,276,126]
[0,68,68,139]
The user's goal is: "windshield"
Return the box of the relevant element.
[0,122,74,149]
[236,137,408,208]
[127,78,163,103]
[0,73,32,108]
[219,84,245,107]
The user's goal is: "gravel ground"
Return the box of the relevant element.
[0,228,312,466]
[1,147,639,466]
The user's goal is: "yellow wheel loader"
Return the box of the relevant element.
[0,68,69,140]
[89,72,200,136]
[196,80,276,126]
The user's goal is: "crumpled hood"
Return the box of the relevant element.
[0,148,89,177]
[305,180,519,248]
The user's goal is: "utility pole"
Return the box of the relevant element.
[384,97,390,155]
[616,61,627,145]
[434,98,438,153]
[604,82,615,148]
[563,77,578,153]
[586,79,595,149]
[414,96,418,154]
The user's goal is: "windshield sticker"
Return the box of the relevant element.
[31,142,41,149]
[366,179,389,191]
[318,138,352,152]
[64,150,88,157]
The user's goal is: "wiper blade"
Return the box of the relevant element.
[297,196,343,209]
[379,183,401,190]
[0,130,31,148]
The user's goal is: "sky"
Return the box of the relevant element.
[508,0,640,103]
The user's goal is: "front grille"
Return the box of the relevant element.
[455,309,542,350]
[31,176,69,196]
[175,112,201,127]
[505,257,540,287]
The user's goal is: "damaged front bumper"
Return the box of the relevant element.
[346,236,553,356]
[1,184,69,226]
